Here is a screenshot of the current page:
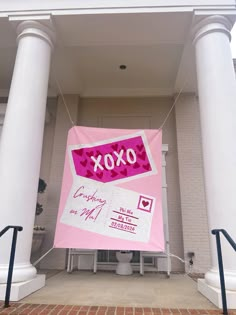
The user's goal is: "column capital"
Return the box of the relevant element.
[192,15,233,45]
[16,20,56,49]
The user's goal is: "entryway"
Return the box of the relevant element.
[21,271,216,309]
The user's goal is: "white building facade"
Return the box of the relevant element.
[0,0,236,308]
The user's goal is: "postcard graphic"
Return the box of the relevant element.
[60,176,155,242]
[54,127,164,251]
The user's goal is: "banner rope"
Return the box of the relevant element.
[32,245,206,278]
[168,252,206,276]
[159,76,189,130]
[54,77,76,127]
[32,246,54,266]
[54,75,189,130]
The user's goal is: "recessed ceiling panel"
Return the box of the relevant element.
[51,43,183,94]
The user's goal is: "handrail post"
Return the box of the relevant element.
[0,226,23,308]
[213,230,228,315]
[4,228,19,308]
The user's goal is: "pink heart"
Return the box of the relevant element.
[111,143,118,151]
[96,172,103,179]
[121,145,127,152]
[86,151,94,157]
[138,152,146,161]
[86,170,93,178]
[142,200,149,207]
[95,150,102,157]
[143,163,150,170]
[80,159,87,167]
[120,169,127,176]
[137,144,144,152]
[111,170,118,177]
[77,149,84,156]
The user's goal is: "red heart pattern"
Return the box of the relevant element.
[72,135,152,183]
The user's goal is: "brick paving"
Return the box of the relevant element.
[0,303,235,315]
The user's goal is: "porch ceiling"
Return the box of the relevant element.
[0,11,197,97]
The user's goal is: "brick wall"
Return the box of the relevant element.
[175,94,211,273]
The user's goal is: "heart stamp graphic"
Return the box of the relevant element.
[138,195,154,213]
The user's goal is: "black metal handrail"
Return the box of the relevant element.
[211,229,236,315]
[0,225,23,308]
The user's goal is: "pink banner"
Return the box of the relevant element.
[54,126,164,251]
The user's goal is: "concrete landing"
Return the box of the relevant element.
[22,271,216,309]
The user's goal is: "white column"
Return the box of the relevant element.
[193,15,236,307]
[0,20,54,285]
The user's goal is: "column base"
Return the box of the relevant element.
[0,274,45,301]
[198,278,236,309]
